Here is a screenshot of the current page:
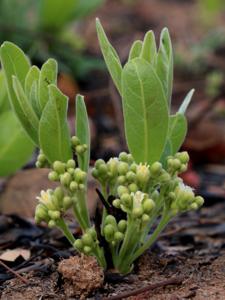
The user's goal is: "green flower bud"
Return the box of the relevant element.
[168,192,176,201]
[74,239,83,251]
[78,184,85,191]
[48,171,59,181]
[95,159,105,168]
[71,136,80,147]
[127,154,134,164]
[132,207,143,218]
[121,193,132,207]
[76,145,85,154]
[177,151,189,164]
[67,168,75,175]
[117,175,126,184]
[128,183,138,193]
[112,199,121,208]
[54,187,64,200]
[195,196,204,206]
[105,215,117,227]
[136,164,150,184]
[60,172,72,186]
[119,152,128,162]
[35,161,42,168]
[180,164,188,173]
[35,204,48,222]
[143,199,155,213]
[38,154,46,163]
[150,162,162,176]
[142,214,150,223]
[48,210,60,220]
[66,159,76,169]
[98,164,108,175]
[91,168,99,178]
[190,202,198,210]
[87,228,97,240]
[118,162,129,175]
[70,181,78,192]
[126,171,136,182]
[117,185,129,197]
[114,231,124,242]
[74,169,86,182]
[51,195,61,209]
[130,163,137,172]
[104,224,115,241]
[63,196,73,210]
[118,220,127,233]
[172,159,181,169]
[53,161,65,174]
[158,172,171,182]
[82,233,93,246]
[107,158,118,177]
[83,246,92,254]
[48,220,56,228]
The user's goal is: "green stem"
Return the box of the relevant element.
[129,212,171,264]
[77,189,90,230]
[73,203,89,232]
[57,218,76,246]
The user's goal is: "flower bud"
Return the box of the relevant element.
[70,181,78,192]
[35,204,48,222]
[121,193,132,207]
[119,152,128,162]
[127,154,134,163]
[118,220,127,232]
[136,164,150,184]
[118,162,129,175]
[130,163,137,172]
[76,145,85,154]
[53,161,65,174]
[104,224,115,241]
[117,175,126,184]
[83,246,92,254]
[180,164,187,173]
[38,154,46,163]
[63,196,73,210]
[142,214,150,223]
[95,159,105,167]
[66,159,76,169]
[74,239,83,251]
[112,199,121,208]
[143,199,155,213]
[87,228,97,240]
[177,151,189,164]
[132,207,143,218]
[48,210,60,220]
[114,231,124,242]
[71,136,80,147]
[67,168,75,175]
[128,183,138,193]
[91,168,99,178]
[54,187,64,200]
[82,233,93,246]
[48,220,56,228]
[190,202,198,210]
[48,171,59,181]
[195,196,204,207]
[107,158,118,177]
[78,184,85,191]
[150,162,162,176]
[74,169,87,182]
[105,215,117,227]
[60,172,72,186]
[126,171,136,182]
[98,164,108,175]
[117,185,129,196]
[158,172,171,182]
[35,161,42,168]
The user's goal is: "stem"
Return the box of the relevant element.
[57,218,76,246]
[73,203,89,232]
[77,189,90,230]
[129,212,171,264]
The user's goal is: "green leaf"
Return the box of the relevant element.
[128,40,142,60]
[39,84,72,163]
[39,0,77,29]
[12,76,39,144]
[0,111,34,177]
[178,89,195,114]
[140,30,157,64]
[0,42,40,144]
[96,18,122,94]
[168,114,187,155]
[76,95,90,172]
[38,58,58,111]
[156,28,173,107]
[25,65,41,116]
[121,58,169,164]
[0,71,10,113]
[30,82,41,118]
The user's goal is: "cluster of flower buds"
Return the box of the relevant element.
[71,136,88,155]
[48,159,87,192]
[35,150,50,168]
[113,189,155,223]
[74,227,99,255]
[168,181,204,215]
[35,187,74,227]
[166,151,189,175]
[103,215,127,246]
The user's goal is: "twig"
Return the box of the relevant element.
[0,260,29,285]
[103,276,184,300]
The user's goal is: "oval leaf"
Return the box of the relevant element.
[39,84,72,163]
[168,114,187,154]
[122,58,169,164]
[128,40,142,60]
[0,111,34,177]
[140,30,157,65]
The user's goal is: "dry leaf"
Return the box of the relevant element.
[0,249,30,262]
